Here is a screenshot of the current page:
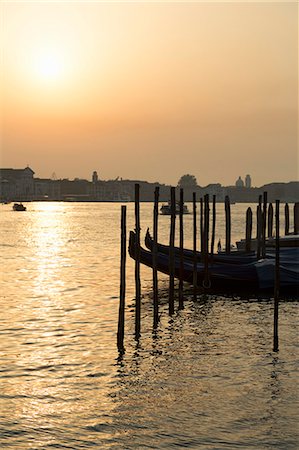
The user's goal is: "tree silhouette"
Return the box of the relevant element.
[177,174,198,188]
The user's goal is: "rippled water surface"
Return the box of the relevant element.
[1,202,298,449]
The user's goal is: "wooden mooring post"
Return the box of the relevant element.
[225,195,231,254]
[210,195,216,256]
[153,186,159,328]
[262,191,267,258]
[294,202,299,234]
[134,183,141,339]
[245,207,252,252]
[268,203,273,238]
[285,203,289,236]
[203,194,210,289]
[117,205,127,352]
[169,187,176,315]
[200,197,204,254]
[193,192,197,301]
[256,195,263,259]
[273,200,280,352]
[178,188,184,309]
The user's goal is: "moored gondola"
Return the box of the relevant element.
[129,231,299,296]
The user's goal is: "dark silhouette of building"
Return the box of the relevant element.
[0,166,35,201]
[235,176,244,187]
[245,174,251,188]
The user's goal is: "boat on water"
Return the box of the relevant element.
[145,229,299,263]
[12,203,26,211]
[129,231,299,296]
[236,234,299,250]
[145,229,258,265]
[160,201,190,215]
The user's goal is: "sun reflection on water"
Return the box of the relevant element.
[31,203,68,298]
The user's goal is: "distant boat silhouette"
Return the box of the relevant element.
[13,203,26,211]
[160,200,190,215]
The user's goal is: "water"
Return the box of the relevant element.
[1,202,298,449]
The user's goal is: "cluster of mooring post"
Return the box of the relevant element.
[245,197,299,353]
[117,187,298,353]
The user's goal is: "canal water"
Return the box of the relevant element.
[1,202,298,449]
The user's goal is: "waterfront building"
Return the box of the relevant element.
[34,178,61,200]
[245,174,252,188]
[235,176,244,187]
[92,171,98,183]
[0,166,35,201]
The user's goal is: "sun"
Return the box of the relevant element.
[34,52,64,83]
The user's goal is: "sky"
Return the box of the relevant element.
[1,1,298,187]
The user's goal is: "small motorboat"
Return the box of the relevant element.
[13,203,26,211]
[160,201,190,215]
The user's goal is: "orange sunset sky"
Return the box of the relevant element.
[1,1,298,187]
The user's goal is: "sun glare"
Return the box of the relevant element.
[34,53,64,83]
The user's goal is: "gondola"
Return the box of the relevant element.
[144,229,258,265]
[145,229,299,265]
[129,231,299,296]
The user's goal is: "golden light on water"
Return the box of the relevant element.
[32,203,67,298]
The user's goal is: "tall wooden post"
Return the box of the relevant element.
[256,195,262,237]
[284,203,289,236]
[153,187,159,328]
[117,205,126,352]
[210,195,216,256]
[225,195,231,254]
[192,192,197,301]
[169,187,176,315]
[245,207,252,252]
[268,203,273,238]
[134,183,141,339]
[200,197,204,255]
[294,202,299,234]
[203,194,210,289]
[256,198,263,260]
[262,191,267,258]
[273,200,280,352]
[178,188,184,309]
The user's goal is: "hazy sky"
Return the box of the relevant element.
[1,1,298,187]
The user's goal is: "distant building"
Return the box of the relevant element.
[34,178,61,200]
[245,174,251,188]
[202,183,224,201]
[0,166,35,201]
[92,171,98,183]
[235,176,244,187]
